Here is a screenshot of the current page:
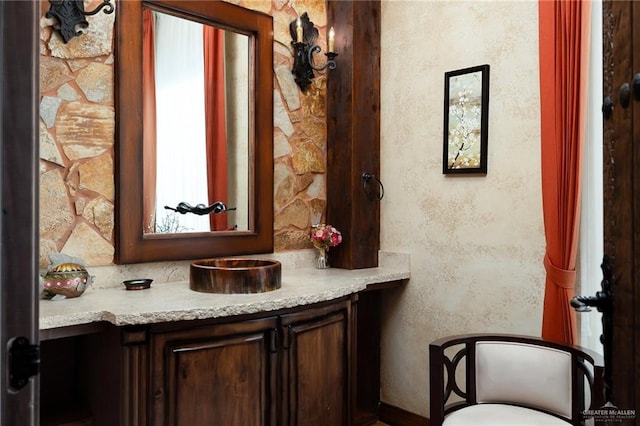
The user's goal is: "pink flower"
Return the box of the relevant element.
[330,232,342,246]
[310,224,342,249]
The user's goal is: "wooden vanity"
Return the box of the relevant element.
[39,263,409,426]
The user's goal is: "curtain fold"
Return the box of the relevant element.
[154,14,210,233]
[203,26,229,231]
[142,9,157,233]
[538,0,591,345]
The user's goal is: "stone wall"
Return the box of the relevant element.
[39,0,328,267]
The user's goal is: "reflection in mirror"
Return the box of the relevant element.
[116,0,273,264]
[143,10,249,234]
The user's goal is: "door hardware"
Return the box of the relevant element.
[362,173,384,201]
[571,256,613,404]
[8,336,40,391]
[602,96,613,120]
[619,83,630,109]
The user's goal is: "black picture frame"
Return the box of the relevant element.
[443,64,490,174]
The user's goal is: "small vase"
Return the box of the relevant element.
[316,247,330,269]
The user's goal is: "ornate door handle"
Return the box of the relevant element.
[571,255,613,404]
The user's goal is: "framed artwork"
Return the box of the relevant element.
[443,64,490,174]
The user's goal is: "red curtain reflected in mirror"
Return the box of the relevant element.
[142,13,229,232]
[204,27,229,231]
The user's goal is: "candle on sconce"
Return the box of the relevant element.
[328,27,335,53]
[296,18,303,43]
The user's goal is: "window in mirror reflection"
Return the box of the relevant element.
[142,9,249,235]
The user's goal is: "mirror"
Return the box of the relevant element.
[116,0,274,263]
[146,10,249,234]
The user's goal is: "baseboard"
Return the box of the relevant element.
[378,402,429,426]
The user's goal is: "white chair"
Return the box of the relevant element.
[429,333,601,425]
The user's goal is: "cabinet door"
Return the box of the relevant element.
[150,317,278,426]
[281,300,351,426]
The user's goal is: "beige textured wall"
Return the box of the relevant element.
[38,0,329,267]
[40,0,545,416]
[379,0,546,417]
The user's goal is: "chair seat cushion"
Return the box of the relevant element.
[443,404,571,425]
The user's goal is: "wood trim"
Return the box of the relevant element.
[1,1,40,423]
[602,0,640,413]
[379,402,429,426]
[326,0,381,269]
[115,0,274,263]
[121,328,150,426]
[352,290,381,425]
[364,280,406,292]
[39,322,111,341]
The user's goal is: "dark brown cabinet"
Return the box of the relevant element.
[122,297,353,426]
[40,324,122,426]
[39,288,411,426]
[281,303,350,426]
[149,317,279,426]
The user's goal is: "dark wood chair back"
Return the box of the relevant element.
[429,333,602,426]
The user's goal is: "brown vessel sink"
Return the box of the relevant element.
[190,258,282,294]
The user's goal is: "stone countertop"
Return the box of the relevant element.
[39,263,410,330]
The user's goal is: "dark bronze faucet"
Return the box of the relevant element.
[165,202,235,216]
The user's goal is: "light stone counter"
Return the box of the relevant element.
[39,251,410,330]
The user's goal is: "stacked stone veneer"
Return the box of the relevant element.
[39,0,328,267]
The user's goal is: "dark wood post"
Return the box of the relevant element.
[326,0,381,269]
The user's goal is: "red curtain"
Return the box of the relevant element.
[142,10,157,233]
[203,26,228,231]
[538,0,591,345]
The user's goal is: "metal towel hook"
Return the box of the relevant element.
[362,173,384,201]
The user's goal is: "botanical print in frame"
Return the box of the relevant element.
[443,64,490,174]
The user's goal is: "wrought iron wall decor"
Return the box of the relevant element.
[47,0,115,43]
[289,13,337,92]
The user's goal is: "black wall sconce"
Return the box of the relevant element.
[47,0,115,44]
[290,13,337,92]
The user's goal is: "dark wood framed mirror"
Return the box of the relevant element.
[115,0,273,263]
